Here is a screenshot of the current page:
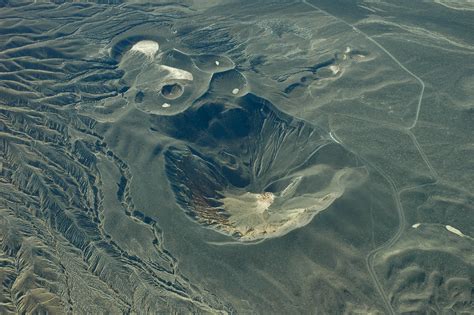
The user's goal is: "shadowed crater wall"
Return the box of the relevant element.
[162,93,368,241]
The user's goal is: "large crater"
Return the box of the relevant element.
[162,93,368,242]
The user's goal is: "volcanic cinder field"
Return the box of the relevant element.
[0,0,473,314]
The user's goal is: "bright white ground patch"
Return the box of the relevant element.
[445,225,465,237]
[220,190,340,241]
[134,64,193,92]
[216,167,362,241]
[159,65,193,81]
[130,40,159,59]
[329,65,340,74]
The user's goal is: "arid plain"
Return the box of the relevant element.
[0,0,473,314]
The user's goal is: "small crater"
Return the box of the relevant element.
[209,69,249,96]
[161,83,183,99]
[193,54,235,73]
[135,91,144,103]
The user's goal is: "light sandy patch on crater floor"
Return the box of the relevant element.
[163,93,368,242]
[130,40,160,59]
[218,167,361,241]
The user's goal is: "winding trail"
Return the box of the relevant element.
[301,1,439,314]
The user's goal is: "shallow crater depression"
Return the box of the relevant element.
[161,83,184,99]
[162,93,369,242]
[118,42,214,115]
